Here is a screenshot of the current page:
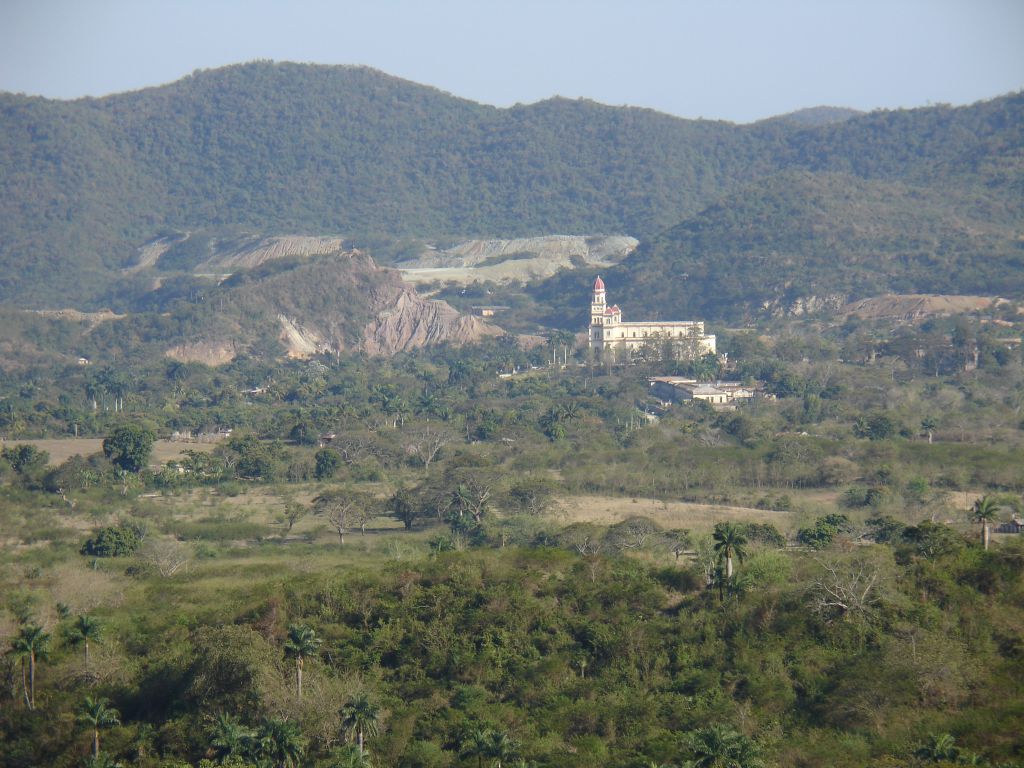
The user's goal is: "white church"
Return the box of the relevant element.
[588,275,715,358]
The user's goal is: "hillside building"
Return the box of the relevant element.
[649,376,769,410]
[588,276,715,358]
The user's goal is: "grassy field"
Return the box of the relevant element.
[2,437,215,467]
[557,494,792,533]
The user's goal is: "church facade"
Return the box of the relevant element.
[588,276,715,358]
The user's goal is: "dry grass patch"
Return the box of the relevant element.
[7,438,214,466]
[557,494,791,533]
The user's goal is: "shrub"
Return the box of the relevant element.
[81,522,147,557]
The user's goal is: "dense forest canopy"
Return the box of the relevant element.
[0,61,1021,309]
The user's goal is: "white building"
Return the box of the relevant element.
[649,376,764,410]
[588,276,715,358]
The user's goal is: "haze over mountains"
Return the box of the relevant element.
[1,60,1021,334]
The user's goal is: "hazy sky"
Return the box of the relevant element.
[2,0,1021,122]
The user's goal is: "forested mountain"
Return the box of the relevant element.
[0,62,783,307]
[1,61,1021,313]
[534,168,1024,326]
[532,92,1024,325]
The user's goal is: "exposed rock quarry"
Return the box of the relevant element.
[126,236,180,273]
[841,294,1010,322]
[278,314,328,358]
[165,340,240,366]
[363,290,502,356]
[196,235,346,272]
[31,308,125,330]
[158,250,501,363]
[762,294,847,317]
[399,234,638,285]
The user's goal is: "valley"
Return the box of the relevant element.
[0,61,1022,768]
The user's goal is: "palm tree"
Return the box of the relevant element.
[553,329,575,366]
[921,417,937,444]
[461,727,493,768]
[485,729,519,768]
[253,718,306,768]
[82,754,124,768]
[284,624,320,701]
[11,623,50,709]
[560,401,582,424]
[67,614,103,670]
[684,725,762,768]
[331,745,374,767]
[340,692,382,757]
[77,696,121,758]
[914,732,959,763]
[971,495,1001,551]
[209,712,255,762]
[712,522,748,580]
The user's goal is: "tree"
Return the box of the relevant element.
[67,614,103,670]
[282,501,306,533]
[314,488,376,545]
[81,522,146,558]
[920,416,937,444]
[330,745,375,767]
[712,522,748,580]
[683,725,762,768]
[388,486,420,531]
[505,477,557,517]
[314,448,341,480]
[971,495,1001,551]
[462,727,493,768]
[209,712,255,763]
[77,696,121,758]
[1,444,49,486]
[139,537,191,578]
[102,423,155,473]
[486,729,519,768]
[340,692,381,757]
[283,624,320,701]
[914,732,960,763]
[252,718,306,768]
[11,623,50,709]
[404,426,452,473]
[901,521,964,560]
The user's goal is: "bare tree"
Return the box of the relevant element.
[808,555,885,628]
[606,516,662,552]
[314,488,376,545]
[692,535,718,588]
[404,426,452,474]
[139,538,190,578]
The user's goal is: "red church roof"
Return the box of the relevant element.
[594,275,605,291]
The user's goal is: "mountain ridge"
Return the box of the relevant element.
[1,61,1021,317]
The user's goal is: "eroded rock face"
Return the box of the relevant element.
[362,290,502,356]
[762,294,847,317]
[399,234,638,285]
[161,251,501,362]
[165,340,239,366]
[841,294,1008,322]
[197,236,346,272]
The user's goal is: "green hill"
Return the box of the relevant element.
[1,61,1021,313]
[531,93,1024,327]
[0,62,785,307]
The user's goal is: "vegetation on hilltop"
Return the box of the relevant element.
[0,61,1020,309]
[533,170,1024,326]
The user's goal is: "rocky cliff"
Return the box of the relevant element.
[163,250,500,363]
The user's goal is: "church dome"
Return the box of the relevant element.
[594,275,605,291]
